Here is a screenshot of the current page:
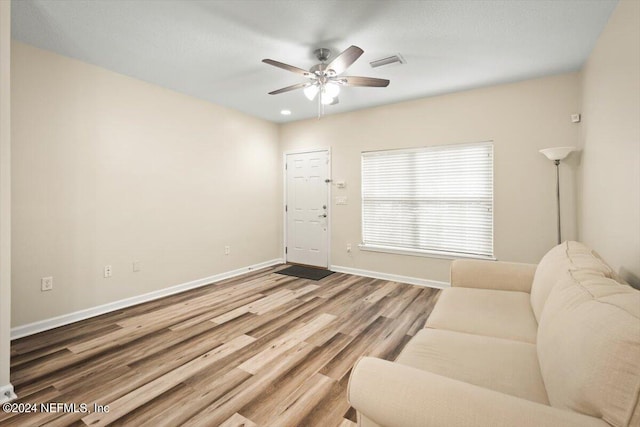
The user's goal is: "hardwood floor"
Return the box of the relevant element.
[3,265,440,426]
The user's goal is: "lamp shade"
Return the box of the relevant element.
[539,146,576,161]
[303,84,319,101]
[320,93,335,105]
[324,82,340,98]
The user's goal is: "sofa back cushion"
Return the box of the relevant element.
[537,270,640,427]
[530,241,616,322]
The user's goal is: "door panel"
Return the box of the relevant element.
[286,151,329,267]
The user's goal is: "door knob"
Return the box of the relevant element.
[318,213,327,218]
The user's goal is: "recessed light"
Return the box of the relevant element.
[280,109,292,116]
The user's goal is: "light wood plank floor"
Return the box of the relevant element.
[3,265,440,427]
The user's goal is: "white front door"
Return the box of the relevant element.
[285,150,329,268]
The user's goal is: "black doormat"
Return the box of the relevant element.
[276,265,334,281]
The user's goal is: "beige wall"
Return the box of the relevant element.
[11,42,282,327]
[14,7,633,328]
[1,0,12,396]
[280,74,581,282]
[579,0,640,288]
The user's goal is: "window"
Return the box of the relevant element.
[361,142,494,259]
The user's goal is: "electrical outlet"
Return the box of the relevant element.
[224,245,231,255]
[133,261,140,272]
[41,276,53,291]
[346,243,352,252]
[104,265,112,278]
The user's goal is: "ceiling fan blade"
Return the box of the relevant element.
[341,76,390,87]
[326,45,364,75]
[262,59,312,77]
[268,82,309,95]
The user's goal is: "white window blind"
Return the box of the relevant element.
[361,142,494,258]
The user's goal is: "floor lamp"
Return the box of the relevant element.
[539,146,576,245]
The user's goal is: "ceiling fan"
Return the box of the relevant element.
[262,45,389,115]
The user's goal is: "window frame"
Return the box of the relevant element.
[359,141,495,260]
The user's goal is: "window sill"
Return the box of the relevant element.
[358,244,496,261]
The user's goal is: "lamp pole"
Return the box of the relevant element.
[554,159,561,245]
[539,147,576,246]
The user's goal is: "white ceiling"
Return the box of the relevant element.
[12,0,617,123]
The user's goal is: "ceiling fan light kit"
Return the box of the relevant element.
[263,45,390,117]
[303,81,340,104]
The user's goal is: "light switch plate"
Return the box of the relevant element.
[335,196,348,205]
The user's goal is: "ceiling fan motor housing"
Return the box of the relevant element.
[310,63,329,76]
[313,48,331,62]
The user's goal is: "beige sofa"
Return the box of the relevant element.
[348,241,640,427]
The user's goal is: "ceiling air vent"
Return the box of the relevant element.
[369,54,405,68]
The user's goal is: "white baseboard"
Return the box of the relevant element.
[11,258,284,340]
[0,383,17,403]
[330,265,450,289]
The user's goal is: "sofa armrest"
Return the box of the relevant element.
[348,357,607,427]
[450,259,537,293]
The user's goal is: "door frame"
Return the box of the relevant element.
[283,148,332,268]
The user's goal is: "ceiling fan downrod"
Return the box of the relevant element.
[313,48,331,63]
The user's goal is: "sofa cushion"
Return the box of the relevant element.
[530,241,616,322]
[537,270,640,427]
[425,287,538,343]
[396,328,549,404]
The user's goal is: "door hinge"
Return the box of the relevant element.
[285,205,288,212]
[285,163,288,170]
[285,247,288,254]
